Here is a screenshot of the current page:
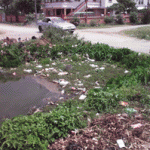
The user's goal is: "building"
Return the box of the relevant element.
[42,0,150,18]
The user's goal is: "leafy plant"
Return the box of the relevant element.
[129,11,138,24]
[104,16,114,24]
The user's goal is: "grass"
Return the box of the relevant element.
[122,26,150,40]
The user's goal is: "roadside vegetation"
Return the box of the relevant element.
[0,27,150,149]
[122,26,150,40]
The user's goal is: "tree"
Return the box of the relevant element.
[109,0,137,14]
[15,0,41,14]
[0,0,13,10]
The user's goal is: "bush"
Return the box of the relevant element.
[115,14,124,24]
[25,13,35,22]
[70,17,80,26]
[89,19,97,27]
[104,16,114,24]
[141,8,150,24]
[129,12,138,24]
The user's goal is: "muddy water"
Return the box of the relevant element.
[0,76,60,124]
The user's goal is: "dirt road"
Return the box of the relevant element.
[0,23,150,54]
[74,24,150,54]
[0,23,42,41]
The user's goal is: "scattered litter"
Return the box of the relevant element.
[94,87,101,89]
[12,72,16,76]
[45,68,54,72]
[95,81,99,85]
[124,70,129,73]
[10,68,16,71]
[96,113,100,116]
[77,83,84,86]
[79,94,86,100]
[34,108,41,114]
[84,74,91,78]
[53,80,59,84]
[59,79,69,86]
[61,90,65,95]
[117,139,125,148]
[77,88,86,92]
[99,67,105,70]
[58,72,68,76]
[45,64,49,66]
[90,64,98,68]
[36,65,42,68]
[52,63,56,65]
[125,108,137,114]
[23,69,32,73]
[119,101,129,106]
[131,123,143,129]
[88,58,95,62]
[46,74,49,77]
[58,52,62,55]
[71,87,76,90]
[59,97,64,100]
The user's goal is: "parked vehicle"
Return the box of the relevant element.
[38,17,76,33]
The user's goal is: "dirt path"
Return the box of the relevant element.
[0,23,42,41]
[74,24,150,54]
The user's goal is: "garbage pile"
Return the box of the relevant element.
[48,113,150,150]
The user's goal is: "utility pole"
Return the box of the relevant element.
[85,0,87,24]
[35,0,37,24]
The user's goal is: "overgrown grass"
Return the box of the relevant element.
[0,27,150,149]
[123,26,150,40]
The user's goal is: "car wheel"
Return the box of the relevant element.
[39,26,43,33]
[70,31,74,34]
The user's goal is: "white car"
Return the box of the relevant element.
[38,17,76,33]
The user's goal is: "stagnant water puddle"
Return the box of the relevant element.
[0,75,61,124]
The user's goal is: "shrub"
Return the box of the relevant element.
[141,8,150,24]
[70,17,80,26]
[115,14,124,24]
[89,19,97,27]
[104,16,114,24]
[129,12,138,24]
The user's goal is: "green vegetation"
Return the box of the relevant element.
[123,26,150,40]
[129,11,138,24]
[104,16,114,24]
[0,26,150,149]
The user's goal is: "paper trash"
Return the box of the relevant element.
[117,139,125,148]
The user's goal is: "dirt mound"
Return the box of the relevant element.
[48,114,150,150]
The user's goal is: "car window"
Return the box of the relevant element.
[43,18,51,22]
[51,18,65,23]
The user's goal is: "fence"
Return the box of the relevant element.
[4,15,26,23]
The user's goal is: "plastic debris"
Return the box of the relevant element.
[125,108,137,114]
[77,88,86,92]
[36,65,42,68]
[46,74,49,77]
[45,64,49,66]
[12,72,16,76]
[99,67,105,70]
[84,74,91,78]
[59,79,69,86]
[10,68,17,71]
[90,64,98,68]
[71,87,76,90]
[52,62,56,65]
[119,101,129,106]
[88,58,95,62]
[124,70,129,73]
[23,69,32,73]
[117,139,125,148]
[131,123,143,129]
[58,72,68,76]
[79,95,86,100]
[61,90,65,95]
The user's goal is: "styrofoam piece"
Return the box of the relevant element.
[23,69,32,73]
[36,65,42,68]
[117,139,125,148]
[79,95,86,100]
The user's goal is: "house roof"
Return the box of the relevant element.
[45,2,81,9]
[45,2,103,9]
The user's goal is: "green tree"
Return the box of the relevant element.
[0,0,13,10]
[109,0,137,14]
